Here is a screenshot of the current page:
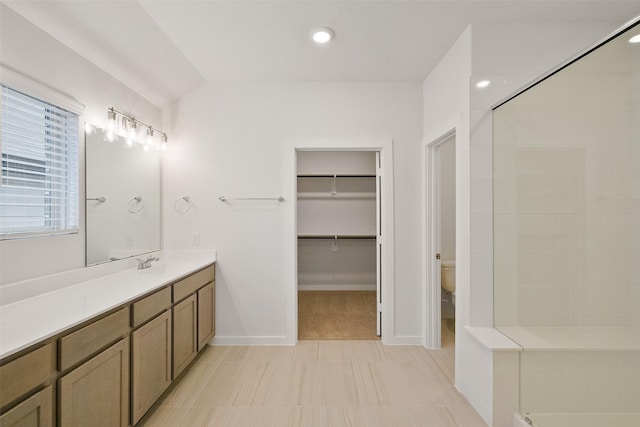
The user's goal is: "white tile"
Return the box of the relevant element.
[493,179,517,214]
[517,283,572,326]
[492,145,516,180]
[493,214,517,250]
[516,249,572,285]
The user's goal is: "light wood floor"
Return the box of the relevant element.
[140,321,486,427]
[298,291,379,340]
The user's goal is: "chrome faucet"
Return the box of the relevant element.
[137,255,159,270]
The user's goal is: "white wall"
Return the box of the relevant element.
[423,21,623,426]
[0,5,162,285]
[163,81,422,344]
[423,24,478,416]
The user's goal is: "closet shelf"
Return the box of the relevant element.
[297,192,375,200]
[298,235,376,240]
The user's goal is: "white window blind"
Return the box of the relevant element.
[0,84,79,239]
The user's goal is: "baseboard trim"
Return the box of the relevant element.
[211,336,293,346]
[211,335,423,346]
[298,284,376,291]
[382,335,424,345]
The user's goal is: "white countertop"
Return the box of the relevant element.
[0,250,216,360]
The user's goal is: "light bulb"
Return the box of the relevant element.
[107,109,116,132]
[161,133,168,152]
[84,122,93,134]
[129,120,138,143]
[475,80,491,89]
[106,130,115,142]
[629,34,640,44]
[146,126,154,146]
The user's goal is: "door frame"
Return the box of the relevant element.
[422,117,460,349]
[285,138,395,344]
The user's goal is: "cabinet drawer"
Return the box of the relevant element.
[0,384,52,427]
[0,343,54,410]
[59,307,129,372]
[173,265,214,303]
[132,287,171,328]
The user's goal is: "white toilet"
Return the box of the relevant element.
[441,259,456,305]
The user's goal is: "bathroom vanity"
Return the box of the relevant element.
[0,255,215,427]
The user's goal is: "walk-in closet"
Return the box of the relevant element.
[296,151,381,340]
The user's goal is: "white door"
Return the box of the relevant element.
[376,152,382,337]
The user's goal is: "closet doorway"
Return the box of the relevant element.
[296,151,382,340]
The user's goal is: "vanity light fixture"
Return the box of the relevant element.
[105,107,169,151]
[128,119,138,146]
[476,80,491,89]
[311,27,335,44]
[106,108,117,142]
[144,126,154,151]
[107,108,117,131]
[161,133,168,152]
[629,34,640,43]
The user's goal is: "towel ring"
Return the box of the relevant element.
[174,196,192,213]
[127,196,143,213]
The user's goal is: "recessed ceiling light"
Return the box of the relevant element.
[311,27,335,44]
[476,80,491,89]
[629,34,640,44]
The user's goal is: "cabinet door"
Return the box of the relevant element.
[58,339,129,427]
[0,385,52,427]
[172,294,197,378]
[197,282,215,351]
[131,311,172,425]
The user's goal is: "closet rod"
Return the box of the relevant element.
[297,235,376,240]
[297,174,375,178]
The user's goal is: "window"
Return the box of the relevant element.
[0,84,80,239]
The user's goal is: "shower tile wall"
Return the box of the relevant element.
[493,40,639,328]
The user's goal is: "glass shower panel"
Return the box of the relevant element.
[493,19,640,425]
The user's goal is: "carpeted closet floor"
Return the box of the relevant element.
[298,291,379,340]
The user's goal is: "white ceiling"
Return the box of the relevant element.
[6,1,640,107]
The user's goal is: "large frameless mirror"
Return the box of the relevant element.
[85,125,161,265]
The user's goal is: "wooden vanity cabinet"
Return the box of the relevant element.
[0,385,53,427]
[197,282,215,351]
[172,264,215,379]
[58,339,129,427]
[130,288,172,425]
[58,308,129,372]
[0,263,215,427]
[0,343,54,427]
[172,294,197,378]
